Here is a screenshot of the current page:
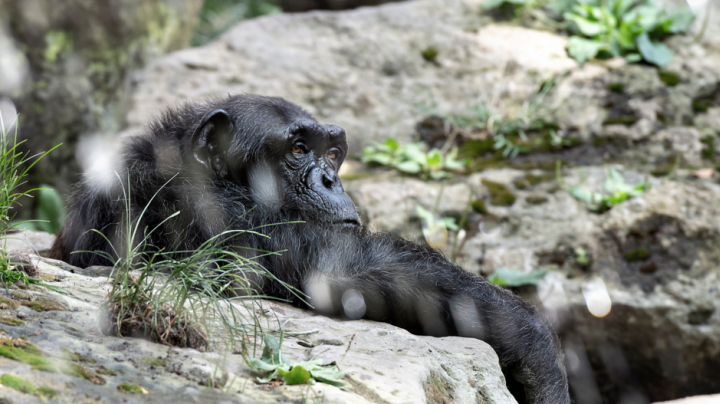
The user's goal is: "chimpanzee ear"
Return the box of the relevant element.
[191,109,232,177]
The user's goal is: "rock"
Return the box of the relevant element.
[654,394,720,404]
[531,181,720,402]
[0,254,516,404]
[126,0,576,152]
[345,167,720,402]
[280,0,407,12]
[1,230,56,256]
[74,266,114,277]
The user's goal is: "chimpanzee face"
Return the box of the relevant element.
[278,119,360,227]
[190,107,361,228]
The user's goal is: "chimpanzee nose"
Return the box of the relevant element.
[321,170,339,190]
[308,167,344,194]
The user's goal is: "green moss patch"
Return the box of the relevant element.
[526,195,549,205]
[142,357,167,367]
[0,335,105,384]
[21,296,67,312]
[602,115,638,126]
[67,351,96,363]
[421,47,438,63]
[0,296,20,310]
[607,83,624,93]
[624,248,651,262]
[10,291,31,301]
[0,315,24,327]
[424,371,453,404]
[482,179,516,206]
[657,71,680,86]
[513,173,555,189]
[95,366,118,376]
[69,363,106,385]
[0,374,57,399]
[118,383,149,394]
[471,200,491,216]
[701,136,716,162]
[0,374,35,394]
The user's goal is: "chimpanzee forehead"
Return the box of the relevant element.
[287,120,347,150]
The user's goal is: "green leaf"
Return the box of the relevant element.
[488,267,548,287]
[384,138,399,151]
[259,334,288,366]
[35,185,66,234]
[664,7,695,33]
[396,161,422,174]
[636,33,672,66]
[311,367,351,387]
[415,206,435,226]
[281,366,311,385]
[248,357,283,372]
[429,171,451,180]
[568,186,602,204]
[442,217,460,231]
[426,150,442,167]
[402,143,428,165]
[362,153,392,165]
[567,36,604,65]
[565,14,606,36]
[625,53,642,62]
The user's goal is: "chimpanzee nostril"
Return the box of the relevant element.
[322,171,335,189]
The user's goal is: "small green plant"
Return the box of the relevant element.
[564,0,695,66]
[575,247,590,266]
[94,174,296,354]
[0,117,63,292]
[361,139,468,179]
[248,334,349,387]
[488,267,548,287]
[415,205,459,249]
[11,185,66,234]
[564,166,650,212]
[448,80,578,162]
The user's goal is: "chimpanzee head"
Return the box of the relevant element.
[189,95,361,228]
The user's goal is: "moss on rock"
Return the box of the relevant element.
[118,383,148,394]
[21,296,67,312]
[482,179,516,206]
[625,248,651,262]
[0,296,19,310]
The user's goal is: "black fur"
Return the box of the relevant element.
[50,94,569,404]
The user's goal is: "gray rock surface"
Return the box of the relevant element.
[345,169,720,402]
[0,255,516,404]
[126,0,576,152]
[1,230,56,256]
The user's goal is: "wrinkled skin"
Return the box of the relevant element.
[50,94,570,404]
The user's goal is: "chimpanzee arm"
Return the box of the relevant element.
[263,228,569,404]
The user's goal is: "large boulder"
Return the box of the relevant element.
[126,0,577,152]
[0,255,516,404]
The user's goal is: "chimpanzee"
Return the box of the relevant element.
[50,94,569,404]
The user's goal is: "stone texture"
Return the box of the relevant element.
[126,0,577,152]
[1,230,56,256]
[0,255,516,404]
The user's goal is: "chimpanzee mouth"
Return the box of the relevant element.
[337,218,361,228]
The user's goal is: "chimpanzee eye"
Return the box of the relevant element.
[327,150,337,159]
[292,144,306,154]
